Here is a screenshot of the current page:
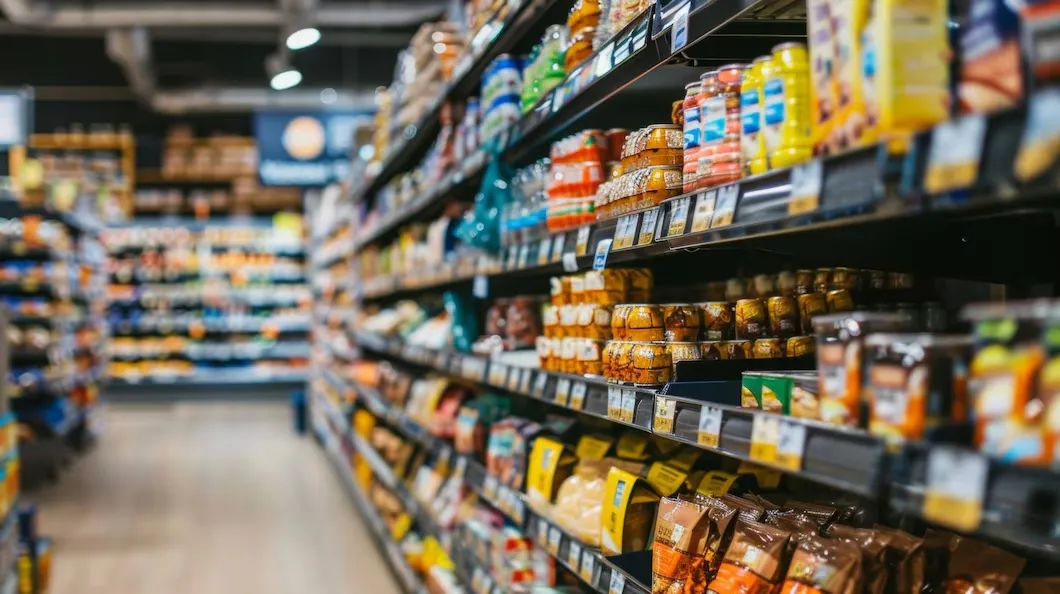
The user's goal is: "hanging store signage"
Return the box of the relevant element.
[255,110,370,186]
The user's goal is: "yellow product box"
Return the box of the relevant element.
[600,465,660,556]
[575,434,614,460]
[832,0,873,150]
[807,0,838,154]
[526,437,577,512]
[615,431,652,461]
[863,0,951,151]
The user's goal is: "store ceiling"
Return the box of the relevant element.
[0,0,447,112]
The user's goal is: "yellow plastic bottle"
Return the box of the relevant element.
[741,56,772,175]
[764,42,813,169]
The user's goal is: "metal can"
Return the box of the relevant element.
[794,269,815,295]
[625,304,665,342]
[630,341,672,386]
[742,55,773,175]
[797,292,828,334]
[735,298,769,341]
[786,335,816,357]
[753,338,784,358]
[814,268,832,293]
[831,267,860,291]
[665,342,702,375]
[661,304,701,342]
[697,301,735,341]
[767,295,800,338]
[826,289,855,313]
[763,42,813,170]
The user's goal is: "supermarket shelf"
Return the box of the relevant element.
[109,322,310,336]
[0,199,104,236]
[107,372,307,386]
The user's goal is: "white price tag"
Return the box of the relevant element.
[749,414,781,464]
[775,420,807,471]
[697,405,723,448]
[547,526,562,554]
[555,377,572,406]
[484,475,499,499]
[594,42,615,78]
[567,541,583,570]
[925,114,987,195]
[538,238,551,265]
[1015,88,1060,181]
[690,190,717,233]
[654,396,676,434]
[551,233,566,263]
[592,238,612,271]
[537,517,550,547]
[620,389,636,423]
[612,215,634,250]
[609,570,626,594]
[637,207,660,245]
[580,550,596,583]
[667,196,691,237]
[607,386,621,420]
[517,243,531,268]
[923,446,989,532]
[711,184,740,228]
[788,160,824,215]
[562,251,579,273]
[575,225,592,255]
[569,382,588,409]
[671,1,691,53]
[512,496,526,523]
[534,371,548,396]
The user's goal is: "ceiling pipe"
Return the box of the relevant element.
[151,87,377,113]
[0,23,414,48]
[0,0,445,28]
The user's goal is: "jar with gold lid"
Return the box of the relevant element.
[661,304,700,342]
[630,342,672,386]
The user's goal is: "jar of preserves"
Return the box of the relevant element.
[627,268,654,302]
[797,292,828,334]
[698,301,735,341]
[767,295,799,338]
[611,304,631,339]
[660,304,700,342]
[630,342,672,385]
[665,342,701,375]
[625,304,665,341]
[753,338,784,359]
[827,289,854,313]
[735,298,769,341]
[786,335,815,357]
[609,340,635,382]
[701,340,753,360]
[560,337,578,373]
[698,64,746,189]
[559,304,578,337]
[831,267,859,291]
[542,304,560,337]
[537,336,555,370]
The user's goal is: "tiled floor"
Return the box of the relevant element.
[28,402,402,594]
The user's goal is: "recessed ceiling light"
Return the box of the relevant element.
[320,88,338,104]
[270,69,302,90]
[286,27,321,50]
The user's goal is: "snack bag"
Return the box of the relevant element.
[778,535,862,594]
[652,498,711,594]
[706,519,792,594]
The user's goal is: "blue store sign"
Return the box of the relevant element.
[255,110,369,186]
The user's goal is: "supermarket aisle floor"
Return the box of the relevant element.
[28,402,403,594]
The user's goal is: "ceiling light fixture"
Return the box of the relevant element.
[286,27,321,50]
[270,68,303,90]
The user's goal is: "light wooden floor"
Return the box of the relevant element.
[27,402,403,594]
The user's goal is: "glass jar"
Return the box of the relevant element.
[683,81,702,192]
[625,304,665,341]
[630,342,672,385]
[698,63,746,189]
[661,304,701,342]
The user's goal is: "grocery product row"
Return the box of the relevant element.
[108,360,308,385]
[313,351,1060,594]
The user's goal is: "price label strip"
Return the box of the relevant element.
[555,378,572,406]
[569,382,588,410]
[517,243,532,269]
[654,396,676,435]
[690,190,717,233]
[749,414,780,464]
[924,114,987,195]
[922,446,989,532]
[609,569,627,594]
[607,386,621,420]
[551,233,566,263]
[592,238,613,271]
[1015,88,1060,182]
[534,371,549,396]
[520,369,533,393]
[774,420,807,471]
[620,389,636,424]
[537,238,551,265]
[788,160,824,216]
[710,184,740,228]
[575,226,592,256]
[537,517,550,548]
[567,541,583,571]
[580,549,597,583]
[667,196,692,237]
[637,207,660,245]
[562,251,579,273]
[547,526,562,555]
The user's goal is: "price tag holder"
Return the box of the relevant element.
[505,245,518,270]
[1015,88,1060,182]
[534,371,549,397]
[517,243,532,269]
[490,363,508,386]
[710,184,740,228]
[580,550,596,583]
[637,207,660,245]
[924,114,987,195]
[923,446,989,532]
[569,382,588,410]
[592,238,612,270]
[749,414,781,464]
[775,419,807,471]
[547,526,562,555]
[607,386,621,420]
[555,377,572,406]
[671,0,691,53]
[507,367,522,392]
[654,396,675,434]
[613,214,637,250]
[667,196,692,237]
[697,405,723,448]
[620,389,636,423]
[511,495,526,524]
[484,475,499,500]
[520,369,533,393]
[551,233,566,263]
[567,541,583,571]
[575,226,592,255]
[537,238,551,265]
[609,569,627,594]
[690,190,717,233]
[594,42,615,78]
[788,160,824,216]
[537,517,550,547]
[562,251,579,273]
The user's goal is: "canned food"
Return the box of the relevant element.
[665,342,702,375]
[611,304,631,340]
[661,304,701,342]
[797,292,828,334]
[630,342,673,386]
[697,301,735,341]
[626,304,665,341]
[735,298,769,341]
[814,268,831,293]
[826,289,855,313]
[794,269,815,295]
[831,267,859,291]
[700,340,752,360]
[767,295,799,338]
[786,335,816,357]
[753,338,784,358]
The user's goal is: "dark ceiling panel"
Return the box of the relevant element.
[0,35,128,86]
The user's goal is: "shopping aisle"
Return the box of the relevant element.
[26,402,402,594]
